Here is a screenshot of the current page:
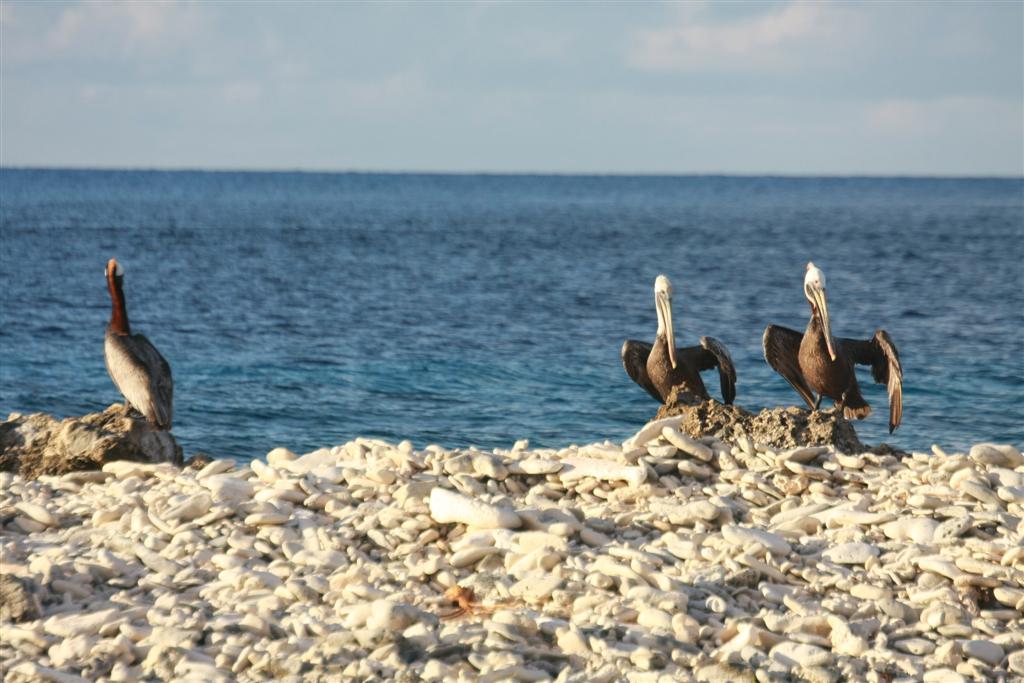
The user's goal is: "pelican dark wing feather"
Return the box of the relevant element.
[105,330,174,429]
[840,330,903,433]
[677,337,736,404]
[621,340,661,402]
[763,324,816,410]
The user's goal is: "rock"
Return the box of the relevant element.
[44,608,120,638]
[654,396,865,451]
[695,663,754,683]
[366,600,419,631]
[266,447,298,466]
[472,454,508,480]
[623,416,684,449]
[0,574,41,622]
[514,458,562,475]
[769,641,832,670]
[244,512,289,526]
[661,427,713,461]
[827,615,867,656]
[559,457,646,487]
[163,494,212,522]
[969,443,1023,468]
[0,405,181,478]
[1008,650,1024,675]
[47,634,96,668]
[428,487,521,529]
[822,542,878,565]
[14,501,59,527]
[960,640,1003,666]
[651,499,720,525]
[8,662,89,683]
[637,608,673,633]
[511,574,561,603]
[722,525,791,556]
[923,671,968,683]
[202,474,255,503]
[894,638,935,655]
[557,628,592,657]
[882,517,938,544]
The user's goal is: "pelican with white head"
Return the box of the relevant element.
[654,274,677,369]
[804,262,837,361]
[621,273,737,404]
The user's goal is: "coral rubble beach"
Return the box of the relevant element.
[1,407,1022,682]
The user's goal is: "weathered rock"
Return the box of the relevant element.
[0,405,182,478]
[654,395,867,451]
[0,574,41,622]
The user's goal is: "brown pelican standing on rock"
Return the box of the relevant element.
[621,274,736,404]
[763,262,903,433]
[104,258,174,430]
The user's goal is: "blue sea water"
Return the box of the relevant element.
[1,169,1021,459]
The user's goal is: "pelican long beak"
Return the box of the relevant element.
[810,285,837,361]
[657,292,677,369]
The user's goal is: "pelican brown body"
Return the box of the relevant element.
[763,262,903,433]
[103,258,174,430]
[622,275,736,405]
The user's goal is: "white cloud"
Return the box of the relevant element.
[864,96,1023,139]
[628,1,863,72]
[46,0,207,57]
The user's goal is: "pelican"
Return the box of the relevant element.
[104,258,174,430]
[763,262,903,432]
[621,274,736,404]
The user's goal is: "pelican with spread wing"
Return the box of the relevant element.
[621,275,736,405]
[763,262,903,433]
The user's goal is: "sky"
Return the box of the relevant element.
[1,1,1022,175]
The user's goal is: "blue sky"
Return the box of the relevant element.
[2,1,1021,175]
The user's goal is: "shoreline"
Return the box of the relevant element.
[1,418,1022,681]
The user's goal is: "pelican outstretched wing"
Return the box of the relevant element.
[677,337,737,404]
[621,340,661,401]
[763,325,815,410]
[840,330,903,433]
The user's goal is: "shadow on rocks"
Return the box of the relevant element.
[0,404,182,479]
[653,386,868,452]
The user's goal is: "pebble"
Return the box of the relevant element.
[44,609,120,637]
[721,525,791,556]
[559,457,646,487]
[894,638,935,655]
[770,641,832,669]
[514,458,563,475]
[3,433,1021,682]
[429,487,521,529]
[882,517,939,544]
[15,501,59,527]
[822,542,877,565]
[960,639,1004,666]
[661,427,713,461]
[970,443,1023,468]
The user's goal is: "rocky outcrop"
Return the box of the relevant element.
[654,386,867,452]
[0,405,182,479]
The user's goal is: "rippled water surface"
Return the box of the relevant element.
[1,169,1021,458]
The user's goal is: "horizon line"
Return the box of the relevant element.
[2,164,1022,181]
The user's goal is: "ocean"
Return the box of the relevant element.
[1,169,1021,459]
